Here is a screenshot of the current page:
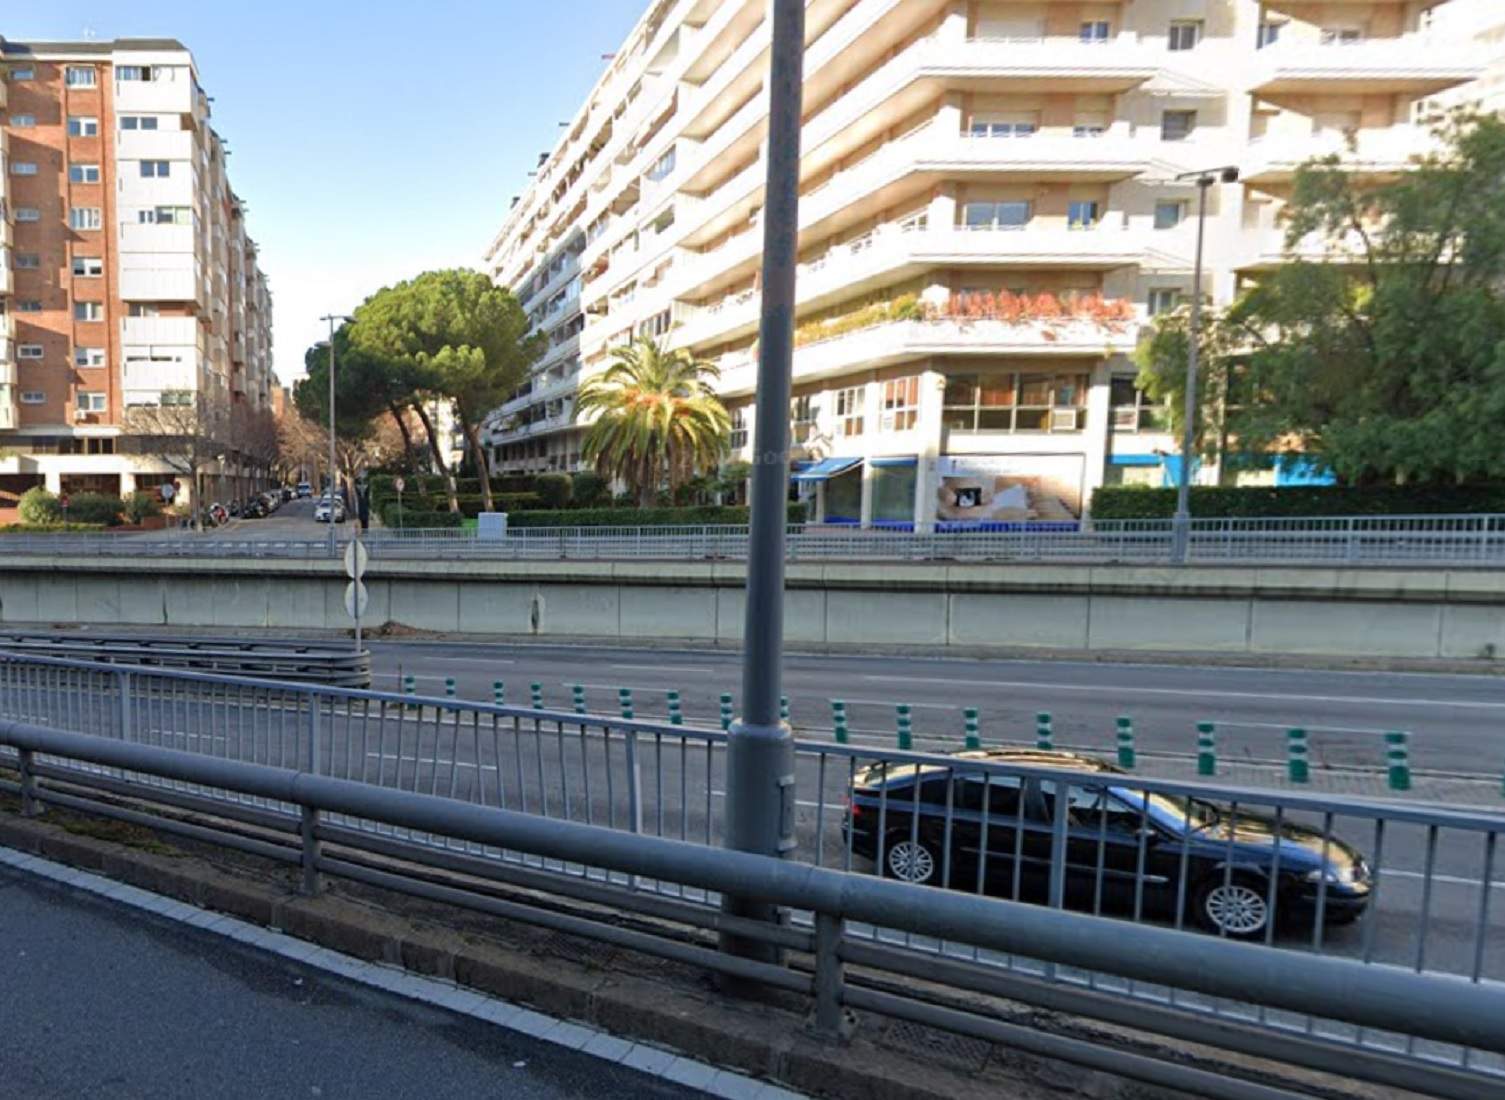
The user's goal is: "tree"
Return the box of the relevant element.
[1132,303,1237,468]
[349,269,545,512]
[575,336,731,506]
[1140,112,1505,487]
[121,392,233,530]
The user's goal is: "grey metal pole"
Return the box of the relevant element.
[324,314,338,555]
[721,0,803,972]
[1171,180,1210,564]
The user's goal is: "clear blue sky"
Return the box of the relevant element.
[9,1,644,382]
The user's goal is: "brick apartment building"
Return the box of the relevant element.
[0,37,272,512]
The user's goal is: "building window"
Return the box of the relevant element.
[1067,200,1101,229]
[117,65,162,82]
[880,376,920,432]
[15,207,41,223]
[15,253,41,270]
[128,303,161,317]
[729,406,749,449]
[1257,21,1282,48]
[16,300,43,313]
[70,207,103,230]
[120,115,159,131]
[65,66,97,87]
[790,394,819,443]
[943,371,1089,433]
[18,345,45,360]
[1079,21,1111,44]
[968,117,1037,138]
[75,347,107,368]
[12,161,38,176]
[1154,201,1187,229]
[1161,110,1197,142]
[9,66,35,81]
[1073,117,1107,138]
[1148,288,1183,315]
[650,205,675,235]
[1168,21,1203,51]
[74,301,104,322]
[69,164,102,184]
[646,146,676,182]
[160,390,193,407]
[68,116,100,137]
[835,386,865,436]
[139,160,171,178]
[10,114,36,128]
[138,205,191,225]
[1110,377,1168,432]
[20,392,47,405]
[1320,28,1364,47]
[962,200,1032,230]
[77,391,108,412]
[72,256,104,277]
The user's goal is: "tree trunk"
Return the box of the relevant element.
[463,419,495,512]
[388,403,416,468]
[411,401,460,513]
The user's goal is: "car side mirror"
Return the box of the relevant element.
[1137,827,1162,845]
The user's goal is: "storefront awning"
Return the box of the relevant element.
[1109,453,1162,467]
[791,457,862,482]
[869,456,917,468]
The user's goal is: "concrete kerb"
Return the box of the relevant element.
[0,806,1403,1100]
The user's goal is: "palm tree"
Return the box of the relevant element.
[575,336,731,507]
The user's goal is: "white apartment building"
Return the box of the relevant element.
[483,1,1479,529]
[0,38,274,509]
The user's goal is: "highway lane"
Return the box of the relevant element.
[0,862,703,1100]
[365,640,1505,775]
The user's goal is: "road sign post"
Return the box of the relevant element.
[343,539,368,651]
[394,476,405,530]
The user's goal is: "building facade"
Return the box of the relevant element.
[0,37,273,510]
[483,0,1479,528]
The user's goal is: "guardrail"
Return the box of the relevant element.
[0,651,1500,1097]
[2,703,1503,1100]
[0,632,371,688]
[0,514,1503,565]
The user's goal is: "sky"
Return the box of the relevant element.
[7,0,645,383]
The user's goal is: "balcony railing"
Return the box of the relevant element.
[1243,127,1443,183]
[1249,36,1482,95]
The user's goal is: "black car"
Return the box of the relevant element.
[844,749,1371,938]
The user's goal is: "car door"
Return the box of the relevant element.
[950,772,1031,899]
[1056,785,1176,918]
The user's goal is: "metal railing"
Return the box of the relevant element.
[0,514,1502,565]
[0,651,1501,1096]
[0,632,370,687]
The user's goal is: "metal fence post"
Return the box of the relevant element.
[812,911,849,1038]
[624,729,644,838]
[300,803,324,896]
[116,669,133,743]
[17,747,39,817]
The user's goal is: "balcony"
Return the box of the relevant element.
[115,128,195,162]
[0,253,10,296]
[113,73,196,115]
[1236,228,1372,272]
[122,316,200,347]
[1242,128,1444,185]
[1249,37,1482,96]
[119,222,196,255]
[119,267,200,302]
[716,312,1143,398]
[0,392,15,430]
[674,222,1154,348]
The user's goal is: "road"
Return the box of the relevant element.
[364,640,1505,777]
[0,862,703,1100]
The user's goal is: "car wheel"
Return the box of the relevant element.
[1193,874,1271,938]
[883,836,938,886]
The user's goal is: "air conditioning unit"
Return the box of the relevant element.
[74,408,91,422]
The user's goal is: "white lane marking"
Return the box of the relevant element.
[609,664,720,674]
[379,658,515,667]
[861,676,1505,711]
[819,697,959,711]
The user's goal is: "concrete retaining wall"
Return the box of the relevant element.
[3,556,1503,661]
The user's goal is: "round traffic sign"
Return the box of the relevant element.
[343,539,368,580]
[393,476,406,494]
[343,580,368,619]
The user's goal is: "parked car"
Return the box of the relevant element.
[258,491,280,513]
[296,482,313,498]
[314,495,346,523]
[843,749,1371,938]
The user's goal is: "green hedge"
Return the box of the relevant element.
[0,523,109,533]
[378,502,464,529]
[505,503,808,529]
[1091,484,1505,520]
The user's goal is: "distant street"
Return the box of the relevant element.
[0,863,702,1100]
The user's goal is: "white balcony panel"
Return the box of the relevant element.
[115,128,196,162]
[120,267,199,302]
[118,170,196,207]
[1250,38,1482,95]
[122,316,200,346]
[0,349,15,385]
[113,75,195,115]
[119,222,196,255]
[1243,129,1444,184]
[124,358,197,393]
[0,256,10,296]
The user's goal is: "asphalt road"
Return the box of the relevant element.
[0,863,703,1100]
[364,640,1505,776]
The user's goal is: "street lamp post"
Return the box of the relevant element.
[1170,165,1239,564]
[719,0,803,977]
[319,313,352,554]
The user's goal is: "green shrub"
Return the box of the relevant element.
[18,487,61,525]
[570,471,609,507]
[0,522,108,533]
[534,473,573,509]
[122,491,163,524]
[506,503,807,528]
[379,502,464,529]
[64,493,125,526]
[1090,484,1505,520]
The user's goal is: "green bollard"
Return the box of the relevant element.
[832,700,849,745]
[492,680,506,707]
[572,684,586,715]
[1196,721,1216,777]
[896,703,913,751]
[530,682,543,710]
[444,676,456,699]
[667,690,683,726]
[780,694,790,723]
[403,674,417,710]
[618,687,634,721]
[1385,730,1411,792]
[1286,728,1309,783]
[1035,712,1053,751]
[963,707,980,750]
[1116,716,1135,770]
[719,692,733,732]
